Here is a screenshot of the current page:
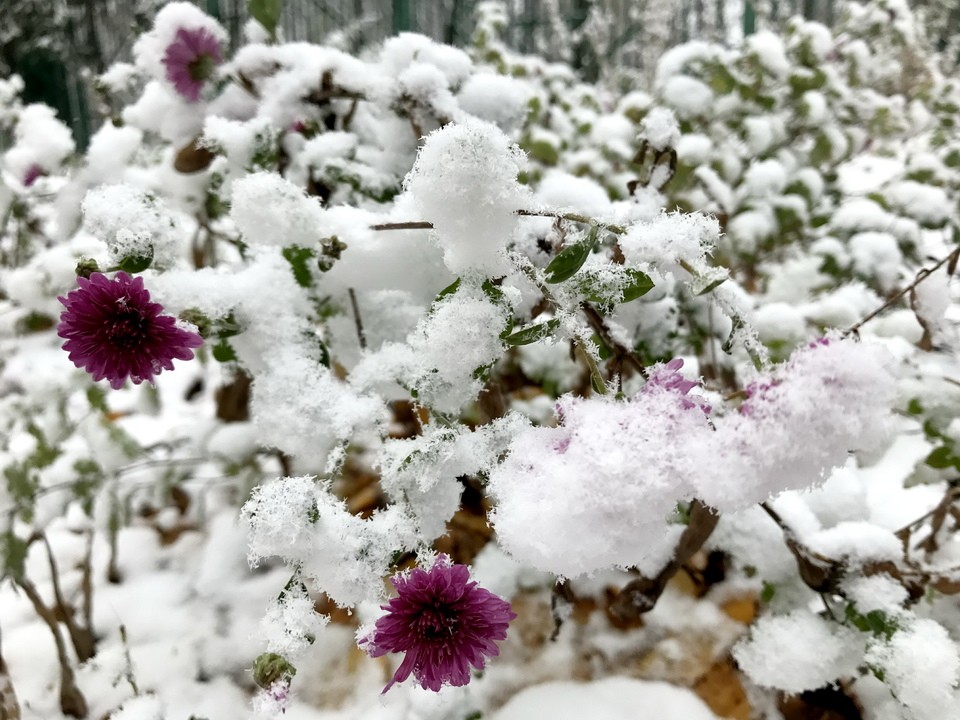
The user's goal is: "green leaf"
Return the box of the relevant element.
[248,0,283,39]
[502,318,559,346]
[434,278,461,304]
[481,279,508,308]
[1,531,28,582]
[212,339,238,363]
[545,226,599,283]
[282,245,316,288]
[906,398,924,415]
[925,445,955,469]
[87,385,109,412]
[117,252,153,273]
[620,269,655,302]
[760,581,776,603]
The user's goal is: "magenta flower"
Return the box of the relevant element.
[22,164,44,187]
[360,555,516,693]
[57,272,203,390]
[162,27,222,102]
[642,358,711,413]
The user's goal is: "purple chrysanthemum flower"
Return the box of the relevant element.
[360,555,516,693]
[162,27,222,102]
[57,272,203,390]
[22,164,44,187]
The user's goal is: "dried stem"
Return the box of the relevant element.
[15,578,87,718]
[0,622,22,720]
[40,535,96,662]
[609,500,719,621]
[845,246,960,336]
[348,288,367,351]
[580,301,648,380]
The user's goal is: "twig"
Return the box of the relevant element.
[761,502,839,592]
[370,210,629,235]
[580,302,648,380]
[348,288,367,351]
[845,246,960,336]
[40,534,96,662]
[370,221,433,231]
[608,500,719,621]
[15,578,88,718]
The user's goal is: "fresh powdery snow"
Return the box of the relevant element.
[5,2,960,720]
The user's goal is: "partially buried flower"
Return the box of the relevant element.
[360,555,516,693]
[58,272,203,390]
[162,27,222,102]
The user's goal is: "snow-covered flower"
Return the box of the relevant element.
[22,164,44,187]
[359,555,516,693]
[162,27,222,102]
[642,357,711,413]
[57,272,203,390]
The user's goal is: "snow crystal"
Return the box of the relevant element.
[488,389,714,577]
[864,618,960,720]
[733,610,862,693]
[250,354,384,463]
[230,172,326,248]
[620,211,720,274]
[243,475,320,564]
[493,677,720,720]
[405,120,529,276]
[405,284,511,413]
[260,581,328,658]
[82,184,181,269]
[841,574,908,615]
[702,337,896,511]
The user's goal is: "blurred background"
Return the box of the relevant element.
[5,0,957,152]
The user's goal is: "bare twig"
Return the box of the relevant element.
[609,500,719,621]
[845,246,960,336]
[580,302,648,380]
[40,535,96,662]
[15,578,88,718]
[348,288,367,351]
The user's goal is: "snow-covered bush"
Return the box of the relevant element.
[2,1,960,719]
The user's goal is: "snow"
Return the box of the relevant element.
[493,678,719,720]
[404,120,529,276]
[733,609,862,693]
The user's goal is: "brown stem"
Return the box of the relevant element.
[845,246,960,336]
[609,500,719,621]
[370,221,434,231]
[761,502,840,592]
[15,579,87,718]
[348,288,367,351]
[0,622,22,720]
[580,301,648,380]
[40,536,96,662]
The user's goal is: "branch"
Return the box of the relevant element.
[608,500,719,621]
[580,301,648,380]
[15,578,88,718]
[845,246,960,336]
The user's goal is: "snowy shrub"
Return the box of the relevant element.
[2,1,960,719]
